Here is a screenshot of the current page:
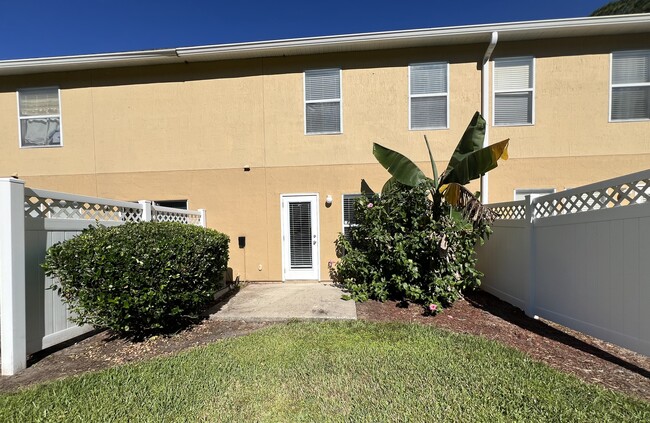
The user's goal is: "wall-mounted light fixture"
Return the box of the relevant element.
[325,195,333,207]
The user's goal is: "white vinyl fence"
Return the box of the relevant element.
[477,169,650,356]
[0,178,206,375]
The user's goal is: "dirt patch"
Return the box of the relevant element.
[1,290,648,402]
[356,290,650,402]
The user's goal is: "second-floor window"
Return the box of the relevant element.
[494,57,534,126]
[409,62,448,130]
[610,50,650,121]
[17,87,62,148]
[304,68,342,134]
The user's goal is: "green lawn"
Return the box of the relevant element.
[1,321,648,422]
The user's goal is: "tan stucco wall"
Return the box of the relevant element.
[19,153,649,281]
[490,35,650,161]
[19,162,443,282]
[2,34,649,281]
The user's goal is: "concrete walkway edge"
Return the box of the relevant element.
[209,283,357,322]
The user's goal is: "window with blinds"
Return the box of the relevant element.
[305,68,342,134]
[409,62,448,130]
[289,202,313,268]
[342,194,362,239]
[611,50,650,121]
[493,57,534,126]
[17,87,62,148]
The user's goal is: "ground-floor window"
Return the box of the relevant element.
[154,200,188,210]
[513,188,555,201]
[342,194,363,239]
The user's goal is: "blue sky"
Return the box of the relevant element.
[1,0,611,60]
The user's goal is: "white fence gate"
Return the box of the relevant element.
[477,170,650,356]
[0,178,206,375]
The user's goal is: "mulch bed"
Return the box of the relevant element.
[1,290,648,402]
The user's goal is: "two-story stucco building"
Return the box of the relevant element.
[1,14,649,282]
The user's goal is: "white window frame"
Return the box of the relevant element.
[609,50,650,123]
[493,57,535,127]
[16,86,63,148]
[304,68,343,135]
[342,194,363,238]
[408,62,449,130]
[514,188,555,201]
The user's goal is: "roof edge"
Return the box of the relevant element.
[1,14,649,76]
[176,13,650,57]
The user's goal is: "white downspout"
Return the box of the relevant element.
[480,31,498,204]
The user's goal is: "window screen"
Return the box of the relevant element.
[305,69,342,134]
[409,62,448,129]
[611,50,650,121]
[494,57,534,126]
[18,87,62,147]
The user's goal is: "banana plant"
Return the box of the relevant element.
[373,112,509,223]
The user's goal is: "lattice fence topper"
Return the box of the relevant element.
[152,209,202,225]
[491,203,527,220]
[24,189,143,222]
[534,177,649,218]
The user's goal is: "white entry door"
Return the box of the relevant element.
[281,194,320,281]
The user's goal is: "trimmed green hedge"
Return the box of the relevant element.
[43,222,229,337]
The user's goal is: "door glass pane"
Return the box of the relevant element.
[289,202,312,268]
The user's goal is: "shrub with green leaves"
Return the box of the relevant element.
[333,113,505,312]
[332,183,490,311]
[43,222,229,337]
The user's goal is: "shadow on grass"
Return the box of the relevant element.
[464,290,650,379]
[23,284,242,369]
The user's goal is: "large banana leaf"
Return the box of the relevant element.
[373,143,430,188]
[381,176,400,196]
[440,112,509,186]
[440,138,509,186]
[451,111,486,156]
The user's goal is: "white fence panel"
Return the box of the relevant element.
[475,219,530,312]
[477,169,650,356]
[533,205,650,355]
[0,180,208,375]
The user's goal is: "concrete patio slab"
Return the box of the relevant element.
[210,282,357,322]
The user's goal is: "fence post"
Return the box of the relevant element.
[138,200,152,222]
[524,195,537,317]
[0,178,27,375]
[199,209,207,227]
